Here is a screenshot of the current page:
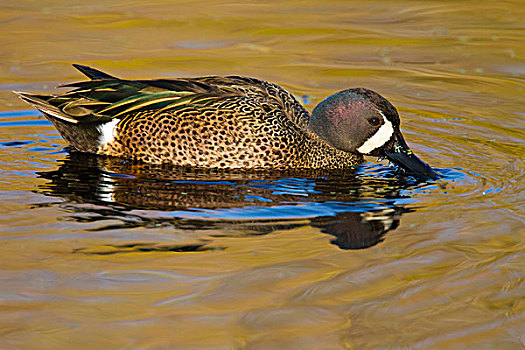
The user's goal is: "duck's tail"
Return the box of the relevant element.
[13,91,102,153]
[14,91,79,124]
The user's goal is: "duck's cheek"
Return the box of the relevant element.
[356,118,394,154]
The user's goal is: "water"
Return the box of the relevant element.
[1,1,524,349]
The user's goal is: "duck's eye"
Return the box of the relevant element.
[369,117,380,126]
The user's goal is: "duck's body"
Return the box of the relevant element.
[16,65,438,178]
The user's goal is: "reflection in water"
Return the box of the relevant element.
[311,209,405,250]
[36,152,421,250]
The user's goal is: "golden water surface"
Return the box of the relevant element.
[0,1,524,349]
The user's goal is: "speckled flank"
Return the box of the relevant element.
[99,95,361,168]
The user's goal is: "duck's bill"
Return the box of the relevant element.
[383,132,439,180]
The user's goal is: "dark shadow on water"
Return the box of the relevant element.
[72,242,225,255]
[34,152,432,251]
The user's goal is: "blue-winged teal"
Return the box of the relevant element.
[16,64,438,179]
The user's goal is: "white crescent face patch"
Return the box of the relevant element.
[357,111,394,154]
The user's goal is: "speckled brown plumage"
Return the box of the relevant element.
[16,66,361,169]
[101,95,359,168]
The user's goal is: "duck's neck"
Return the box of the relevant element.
[296,129,363,169]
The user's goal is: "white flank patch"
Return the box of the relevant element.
[97,119,120,146]
[357,111,394,154]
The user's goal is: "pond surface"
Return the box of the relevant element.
[1,1,524,349]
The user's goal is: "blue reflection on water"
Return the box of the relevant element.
[0,109,42,118]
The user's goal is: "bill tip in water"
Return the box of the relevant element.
[381,133,440,181]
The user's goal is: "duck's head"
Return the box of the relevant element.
[309,88,438,180]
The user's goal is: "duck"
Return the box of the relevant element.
[15,64,438,179]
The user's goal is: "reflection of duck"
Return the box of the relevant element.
[18,64,438,179]
[311,209,403,250]
[37,152,413,250]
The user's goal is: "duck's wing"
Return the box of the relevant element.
[72,65,311,129]
[16,65,310,130]
[14,67,236,125]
